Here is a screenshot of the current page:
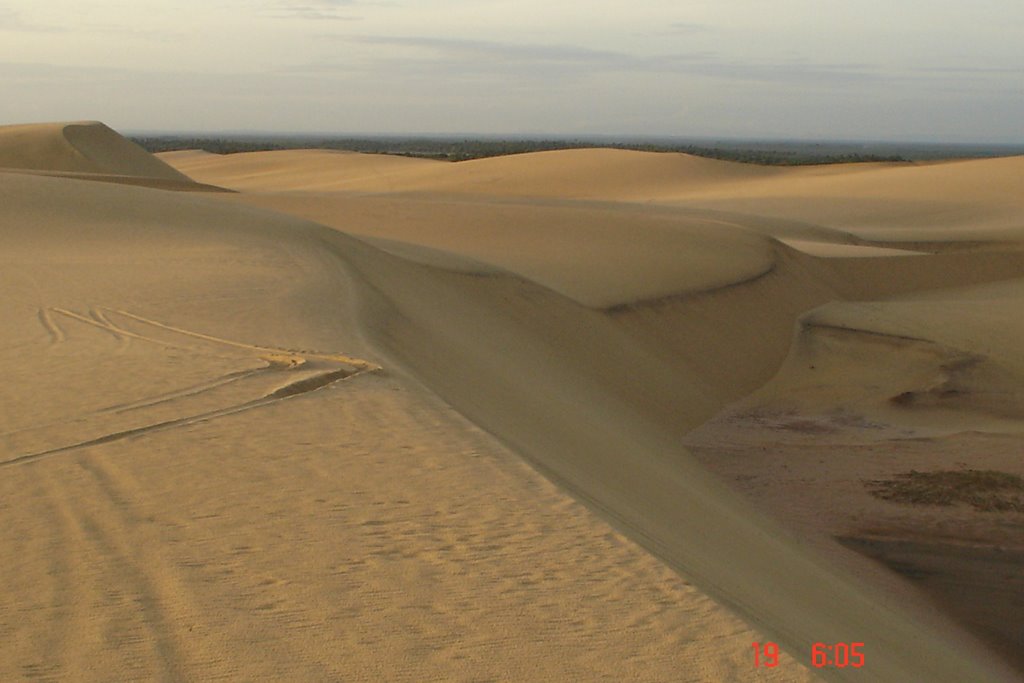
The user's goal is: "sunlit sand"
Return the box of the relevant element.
[2,121,1022,681]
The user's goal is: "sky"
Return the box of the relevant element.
[1,0,1022,142]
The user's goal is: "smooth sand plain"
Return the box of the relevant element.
[2,121,1022,681]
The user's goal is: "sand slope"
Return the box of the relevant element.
[166,144,1024,244]
[0,169,815,682]
[158,148,442,192]
[673,156,1024,243]
[683,275,1024,671]
[161,146,780,197]
[163,141,1024,680]
[0,122,191,181]
[3,126,1024,681]
[329,222,1023,683]
[214,192,779,308]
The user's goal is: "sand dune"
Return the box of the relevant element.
[761,278,1024,431]
[4,123,1024,681]
[0,122,191,182]
[684,275,1024,672]
[159,148,442,192]
[161,146,780,197]
[0,169,813,682]
[673,156,1024,243]
[166,143,1024,242]
[212,192,779,307]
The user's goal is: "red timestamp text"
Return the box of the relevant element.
[812,642,865,668]
[753,642,865,669]
[751,642,780,668]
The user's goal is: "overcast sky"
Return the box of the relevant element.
[1,0,1021,141]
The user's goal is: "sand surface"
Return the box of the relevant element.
[2,122,1023,681]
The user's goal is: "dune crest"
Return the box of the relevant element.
[162,146,782,197]
[5,122,1024,682]
[156,148,443,192]
[0,121,190,181]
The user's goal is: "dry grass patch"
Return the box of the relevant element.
[866,469,1024,512]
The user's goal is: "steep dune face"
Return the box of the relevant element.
[159,139,1024,680]
[327,231,1021,683]
[7,125,1024,681]
[2,170,823,682]
[215,193,779,308]
[0,121,190,181]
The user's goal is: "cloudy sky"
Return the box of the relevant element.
[1,0,1021,141]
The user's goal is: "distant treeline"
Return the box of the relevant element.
[132,135,912,166]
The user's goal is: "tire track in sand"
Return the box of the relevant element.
[103,307,378,368]
[7,306,380,468]
[50,456,191,682]
[33,472,99,681]
[0,366,270,441]
[37,308,64,345]
[90,308,131,351]
[2,366,370,468]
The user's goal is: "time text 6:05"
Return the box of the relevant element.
[752,642,865,669]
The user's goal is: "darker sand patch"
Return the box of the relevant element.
[866,469,1024,512]
[837,535,1024,674]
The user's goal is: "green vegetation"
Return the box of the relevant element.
[865,469,1024,512]
[131,134,914,165]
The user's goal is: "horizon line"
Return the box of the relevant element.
[122,129,1024,149]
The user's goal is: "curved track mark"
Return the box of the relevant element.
[50,308,191,352]
[103,308,380,370]
[0,366,272,439]
[9,305,382,467]
[91,308,131,350]
[38,308,65,345]
[1,365,373,468]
